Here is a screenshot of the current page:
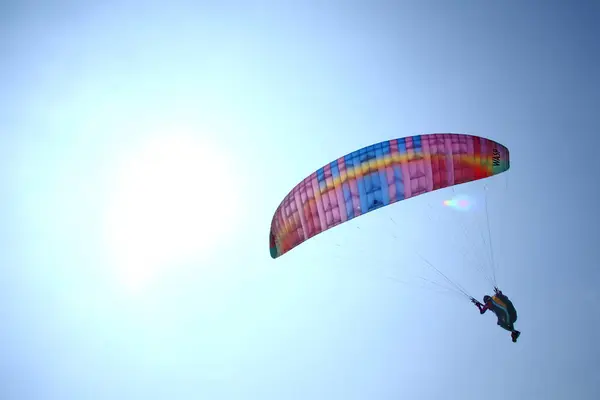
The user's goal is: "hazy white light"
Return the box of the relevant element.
[104,128,239,292]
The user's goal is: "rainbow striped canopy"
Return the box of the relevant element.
[269,133,510,259]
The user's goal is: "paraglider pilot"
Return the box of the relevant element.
[472,287,521,342]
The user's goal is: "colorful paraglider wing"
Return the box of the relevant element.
[269,133,509,259]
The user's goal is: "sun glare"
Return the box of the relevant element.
[442,194,475,212]
[104,130,239,292]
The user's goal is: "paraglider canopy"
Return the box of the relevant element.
[269,133,509,259]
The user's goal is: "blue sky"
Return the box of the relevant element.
[2,1,599,399]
